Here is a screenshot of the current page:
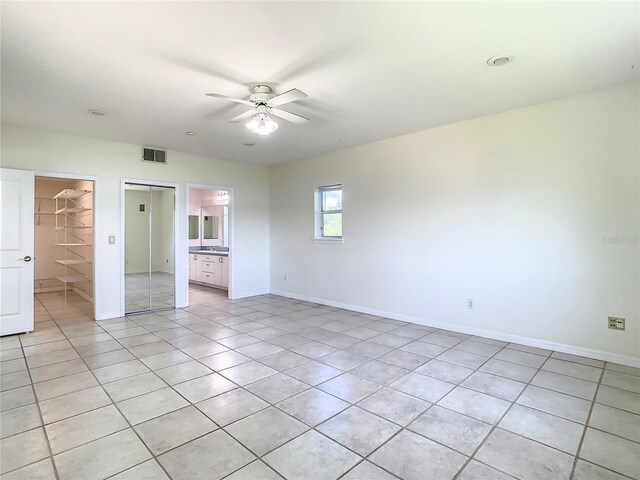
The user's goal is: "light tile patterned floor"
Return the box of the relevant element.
[125,272,175,313]
[1,286,639,479]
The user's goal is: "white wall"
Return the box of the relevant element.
[1,124,271,319]
[270,82,640,364]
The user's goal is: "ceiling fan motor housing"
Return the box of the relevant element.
[249,85,274,104]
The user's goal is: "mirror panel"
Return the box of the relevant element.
[124,183,175,314]
[150,186,175,311]
[124,185,151,313]
[188,215,199,239]
[203,215,219,239]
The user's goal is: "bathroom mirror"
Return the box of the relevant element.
[188,215,199,239]
[203,215,219,239]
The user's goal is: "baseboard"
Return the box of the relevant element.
[95,311,123,321]
[232,290,270,300]
[71,287,94,304]
[271,289,640,368]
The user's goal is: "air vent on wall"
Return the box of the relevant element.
[142,147,167,164]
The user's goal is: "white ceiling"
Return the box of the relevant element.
[2,2,638,165]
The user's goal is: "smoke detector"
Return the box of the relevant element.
[487,55,514,67]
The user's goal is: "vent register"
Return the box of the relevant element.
[142,147,167,164]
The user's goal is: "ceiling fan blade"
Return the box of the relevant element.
[227,110,256,123]
[268,88,308,107]
[205,93,254,107]
[270,108,310,124]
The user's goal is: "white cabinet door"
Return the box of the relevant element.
[1,168,35,336]
[189,255,196,281]
[193,254,203,282]
[219,256,229,288]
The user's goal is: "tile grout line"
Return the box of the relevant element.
[449,346,552,480]
[15,295,64,480]
[568,362,606,480]
[35,293,169,480]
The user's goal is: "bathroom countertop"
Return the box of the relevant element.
[190,250,229,256]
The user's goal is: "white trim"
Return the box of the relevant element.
[311,238,345,244]
[95,310,121,321]
[71,286,94,304]
[120,178,180,316]
[271,289,640,368]
[231,289,270,300]
[35,170,99,320]
[186,183,235,305]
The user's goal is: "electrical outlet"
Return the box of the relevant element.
[467,299,474,309]
[608,316,625,331]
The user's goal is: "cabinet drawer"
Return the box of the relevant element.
[200,272,215,284]
[201,261,216,272]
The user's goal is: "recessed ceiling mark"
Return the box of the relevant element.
[487,55,514,67]
[88,109,108,116]
[186,131,197,136]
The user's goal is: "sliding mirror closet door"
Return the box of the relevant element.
[124,183,175,314]
[150,186,175,310]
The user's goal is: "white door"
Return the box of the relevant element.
[0,168,35,335]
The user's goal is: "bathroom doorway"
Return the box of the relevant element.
[186,184,232,303]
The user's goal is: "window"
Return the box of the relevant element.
[316,184,342,240]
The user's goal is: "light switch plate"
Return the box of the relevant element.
[108,235,116,245]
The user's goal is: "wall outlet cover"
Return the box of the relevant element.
[608,316,625,331]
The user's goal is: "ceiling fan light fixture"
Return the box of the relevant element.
[246,113,278,136]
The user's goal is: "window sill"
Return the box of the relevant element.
[311,237,344,244]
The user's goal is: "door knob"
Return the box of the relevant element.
[23,256,32,262]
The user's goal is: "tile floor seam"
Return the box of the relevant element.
[214,387,408,477]
[449,347,550,480]
[16,296,63,480]
[336,458,403,480]
[217,460,283,480]
[569,361,606,480]
[40,300,166,480]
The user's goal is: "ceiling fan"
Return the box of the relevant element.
[206,85,309,135]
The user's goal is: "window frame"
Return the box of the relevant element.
[314,184,344,243]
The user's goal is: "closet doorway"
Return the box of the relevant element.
[123,182,176,314]
[33,176,95,326]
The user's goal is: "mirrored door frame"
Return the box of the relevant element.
[120,178,180,316]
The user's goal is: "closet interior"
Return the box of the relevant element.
[34,177,94,308]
